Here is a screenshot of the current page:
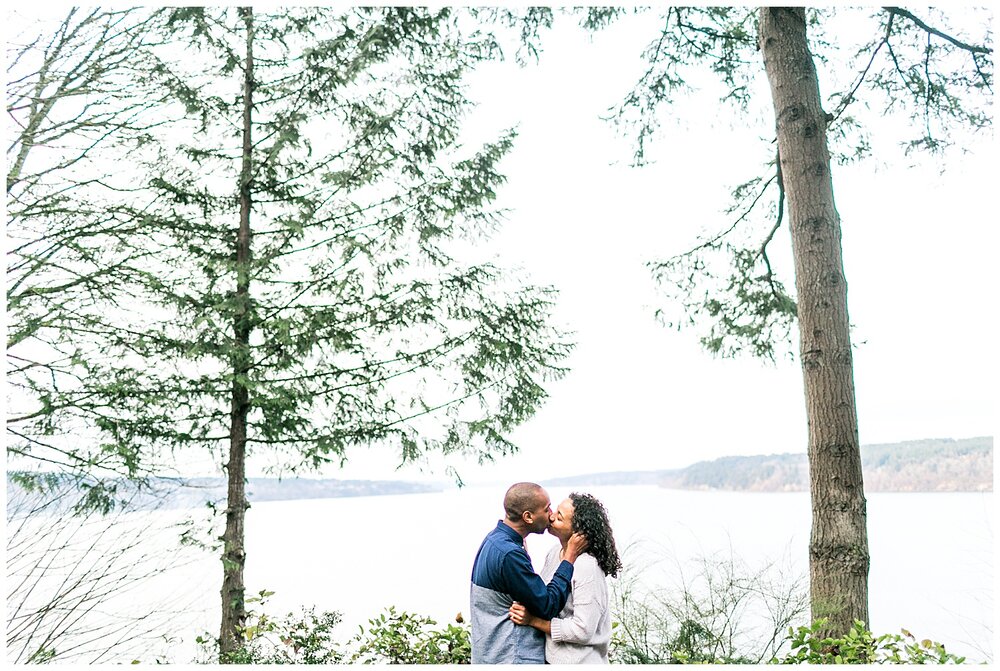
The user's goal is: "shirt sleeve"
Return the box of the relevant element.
[549,561,606,644]
[500,549,574,620]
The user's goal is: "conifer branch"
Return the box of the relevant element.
[883,7,993,55]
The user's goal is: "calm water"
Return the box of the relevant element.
[11,485,993,663]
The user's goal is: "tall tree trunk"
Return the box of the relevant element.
[219,6,254,659]
[758,7,870,636]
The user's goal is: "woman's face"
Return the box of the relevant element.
[548,498,575,542]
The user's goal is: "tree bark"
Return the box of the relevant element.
[219,6,254,659]
[758,7,870,636]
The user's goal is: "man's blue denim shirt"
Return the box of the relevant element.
[469,521,573,664]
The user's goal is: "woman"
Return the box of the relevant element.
[509,492,622,664]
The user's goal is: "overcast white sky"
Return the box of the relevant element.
[325,9,996,486]
[6,8,994,486]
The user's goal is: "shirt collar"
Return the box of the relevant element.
[495,519,524,543]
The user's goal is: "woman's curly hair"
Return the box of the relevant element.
[569,492,622,578]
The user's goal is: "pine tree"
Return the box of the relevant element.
[13,7,573,656]
[585,6,991,635]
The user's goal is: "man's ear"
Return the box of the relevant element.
[522,510,532,524]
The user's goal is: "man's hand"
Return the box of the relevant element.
[564,531,589,563]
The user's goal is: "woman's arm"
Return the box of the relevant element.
[509,602,551,635]
[548,568,607,645]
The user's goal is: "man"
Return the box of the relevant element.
[470,482,589,664]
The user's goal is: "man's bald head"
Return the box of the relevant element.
[504,482,547,523]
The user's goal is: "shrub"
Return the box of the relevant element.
[197,590,343,664]
[350,606,470,664]
[606,543,973,665]
[609,544,808,663]
[196,594,470,664]
[774,619,968,665]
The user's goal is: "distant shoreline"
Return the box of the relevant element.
[543,436,993,493]
[8,437,992,511]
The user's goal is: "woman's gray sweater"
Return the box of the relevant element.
[538,546,611,664]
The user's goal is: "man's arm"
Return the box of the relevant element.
[509,560,605,642]
[501,533,589,619]
[500,550,573,620]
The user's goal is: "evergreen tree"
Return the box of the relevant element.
[13,7,572,656]
[586,6,991,635]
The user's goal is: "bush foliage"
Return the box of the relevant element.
[197,590,972,664]
[350,606,470,664]
[198,594,470,664]
[198,591,344,664]
[775,619,968,665]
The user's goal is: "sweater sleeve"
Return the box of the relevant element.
[500,549,574,620]
[549,560,606,644]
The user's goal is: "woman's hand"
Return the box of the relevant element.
[509,601,550,634]
[509,601,539,627]
[509,601,530,625]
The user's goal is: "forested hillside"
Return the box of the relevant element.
[547,437,993,492]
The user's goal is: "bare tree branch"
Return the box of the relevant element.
[884,7,993,55]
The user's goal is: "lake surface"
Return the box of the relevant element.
[10,485,993,663]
